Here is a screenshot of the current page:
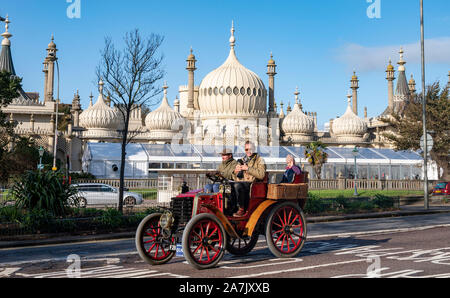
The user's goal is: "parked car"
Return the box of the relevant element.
[432,182,449,196]
[71,183,143,207]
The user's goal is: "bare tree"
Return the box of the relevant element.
[96,29,165,213]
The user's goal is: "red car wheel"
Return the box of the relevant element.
[182,213,226,269]
[266,201,307,258]
[135,213,175,265]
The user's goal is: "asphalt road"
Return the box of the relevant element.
[1,212,450,279]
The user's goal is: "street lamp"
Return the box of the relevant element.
[52,58,60,172]
[420,0,429,210]
[352,146,359,196]
[38,146,44,171]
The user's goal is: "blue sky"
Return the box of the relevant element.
[2,0,450,129]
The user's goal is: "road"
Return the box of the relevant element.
[1,212,450,279]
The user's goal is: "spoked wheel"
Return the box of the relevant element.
[226,232,259,256]
[265,201,307,258]
[182,213,227,270]
[135,213,175,265]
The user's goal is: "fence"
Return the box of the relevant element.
[73,176,432,191]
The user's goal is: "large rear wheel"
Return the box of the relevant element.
[182,213,226,270]
[135,213,175,265]
[265,201,307,258]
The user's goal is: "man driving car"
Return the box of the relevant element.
[204,148,237,193]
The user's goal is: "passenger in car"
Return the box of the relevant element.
[280,154,302,183]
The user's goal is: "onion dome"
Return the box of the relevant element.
[79,79,120,135]
[48,34,56,49]
[198,22,267,118]
[145,83,184,141]
[386,58,394,72]
[332,94,367,142]
[281,87,315,143]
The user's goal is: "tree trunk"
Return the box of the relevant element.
[118,110,131,213]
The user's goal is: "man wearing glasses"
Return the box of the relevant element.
[232,141,266,217]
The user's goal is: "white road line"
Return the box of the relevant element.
[307,223,450,239]
[230,259,367,278]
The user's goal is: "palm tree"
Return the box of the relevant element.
[304,141,328,179]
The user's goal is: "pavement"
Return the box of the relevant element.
[0,201,449,250]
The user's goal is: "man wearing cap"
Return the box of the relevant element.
[204,148,237,193]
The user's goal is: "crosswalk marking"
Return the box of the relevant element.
[13,264,189,278]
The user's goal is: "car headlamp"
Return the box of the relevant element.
[159,212,174,229]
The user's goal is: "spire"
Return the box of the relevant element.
[397,47,406,72]
[98,78,104,95]
[294,86,299,105]
[229,20,235,49]
[162,81,170,106]
[1,15,12,46]
[0,15,15,74]
[89,92,93,107]
[394,48,410,103]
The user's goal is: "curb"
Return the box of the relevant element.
[1,208,450,249]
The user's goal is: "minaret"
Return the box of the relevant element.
[279,101,285,119]
[408,74,416,95]
[350,71,359,115]
[186,47,196,116]
[43,35,58,102]
[267,52,277,116]
[386,58,396,112]
[71,90,81,127]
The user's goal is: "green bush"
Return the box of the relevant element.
[304,192,328,214]
[0,206,21,222]
[372,194,395,209]
[20,208,55,233]
[10,169,79,216]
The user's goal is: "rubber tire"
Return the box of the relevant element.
[182,213,227,270]
[124,196,136,206]
[265,201,307,258]
[135,213,175,265]
[226,232,259,256]
[78,197,87,208]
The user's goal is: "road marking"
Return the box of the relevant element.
[230,259,367,278]
[307,223,450,239]
[220,258,303,269]
[15,264,189,278]
[0,267,20,277]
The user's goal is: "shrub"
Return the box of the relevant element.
[304,192,328,214]
[20,208,55,233]
[372,194,395,209]
[11,169,79,216]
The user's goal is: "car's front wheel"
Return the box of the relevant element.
[124,196,136,206]
[78,197,87,208]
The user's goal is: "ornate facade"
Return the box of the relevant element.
[1,17,449,172]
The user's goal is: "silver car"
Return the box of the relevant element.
[72,183,143,207]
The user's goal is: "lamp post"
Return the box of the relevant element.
[420,0,429,210]
[38,146,44,171]
[52,58,60,172]
[352,146,359,196]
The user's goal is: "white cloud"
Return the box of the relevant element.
[336,37,450,72]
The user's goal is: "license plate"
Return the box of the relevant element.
[435,190,441,193]
[176,244,184,257]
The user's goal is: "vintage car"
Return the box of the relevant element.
[135,171,308,269]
